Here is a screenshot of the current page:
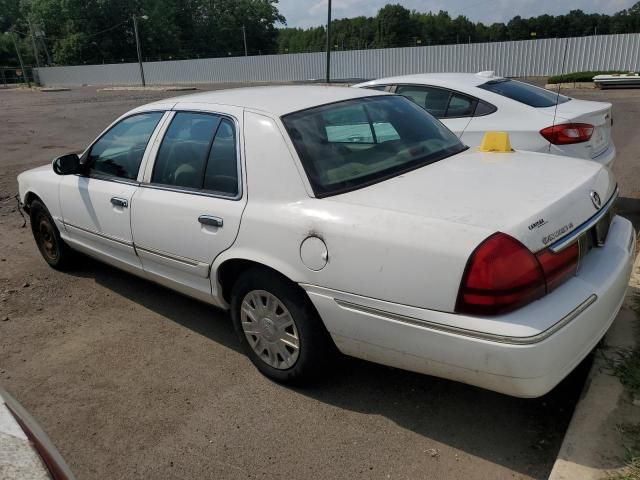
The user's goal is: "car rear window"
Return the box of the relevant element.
[478,79,570,108]
[281,96,466,198]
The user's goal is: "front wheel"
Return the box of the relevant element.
[29,199,75,270]
[230,267,335,384]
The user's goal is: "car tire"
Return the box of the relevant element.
[29,199,75,270]
[230,267,335,384]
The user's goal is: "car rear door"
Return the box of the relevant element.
[131,107,246,303]
[58,111,168,274]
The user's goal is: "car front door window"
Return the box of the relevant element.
[88,112,164,180]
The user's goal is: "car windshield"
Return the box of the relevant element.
[478,78,571,108]
[281,95,466,197]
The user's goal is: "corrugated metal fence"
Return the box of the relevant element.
[35,33,640,86]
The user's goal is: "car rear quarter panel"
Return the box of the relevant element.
[214,110,491,312]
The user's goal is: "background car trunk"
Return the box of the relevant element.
[539,100,613,159]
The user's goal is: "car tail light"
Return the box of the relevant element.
[456,233,545,316]
[456,233,579,316]
[540,123,594,145]
[536,242,579,293]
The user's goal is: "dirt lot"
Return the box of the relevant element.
[0,84,638,480]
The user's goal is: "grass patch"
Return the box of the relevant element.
[610,348,640,398]
[603,295,640,480]
[547,71,630,84]
[604,457,640,480]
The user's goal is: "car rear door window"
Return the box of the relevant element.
[396,85,431,111]
[478,78,571,107]
[395,86,476,118]
[88,112,163,180]
[152,112,239,196]
[447,93,476,117]
[152,112,220,189]
[203,118,239,196]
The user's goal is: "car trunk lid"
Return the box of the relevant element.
[330,149,616,253]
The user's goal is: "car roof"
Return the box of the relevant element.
[150,85,390,116]
[354,72,502,90]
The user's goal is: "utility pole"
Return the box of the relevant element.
[27,19,41,68]
[132,14,147,86]
[242,25,248,56]
[39,35,52,65]
[6,31,29,87]
[325,0,331,83]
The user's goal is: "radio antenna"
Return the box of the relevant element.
[550,37,570,151]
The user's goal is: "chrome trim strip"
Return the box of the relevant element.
[135,244,202,267]
[334,294,597,345]
[548,188,618,253]
[63,221,132,247]
[73,173,140,187]
[139,183,241,201]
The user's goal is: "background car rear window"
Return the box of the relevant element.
[282,96,466,197]
[152,112,238,196]
[88,112,163,180]
[478,79,571,108]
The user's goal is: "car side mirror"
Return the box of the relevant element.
[52,153,81,175]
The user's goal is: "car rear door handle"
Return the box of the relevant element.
[111,197,128,208]
[198,215,223,228]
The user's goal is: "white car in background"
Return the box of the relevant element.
[17,86,634,398]
[354,72,616,167]
[0,387,76,479]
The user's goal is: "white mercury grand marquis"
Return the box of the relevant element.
[17,86,635,398]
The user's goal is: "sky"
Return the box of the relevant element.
[276,0,637,28]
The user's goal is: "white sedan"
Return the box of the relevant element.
[17,86,634,397]
[354,72,616,168]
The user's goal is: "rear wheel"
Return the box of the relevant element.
[30,199,75,270]
[230,267,335,384]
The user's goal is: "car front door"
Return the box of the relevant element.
[130,109,246,303]
[58,111,167,274]
[394,85,475,137]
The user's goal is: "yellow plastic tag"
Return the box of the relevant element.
[478,132,513,153]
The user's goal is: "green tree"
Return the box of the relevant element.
[375,4,414,47]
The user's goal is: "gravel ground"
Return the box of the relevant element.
[0,84,637,480]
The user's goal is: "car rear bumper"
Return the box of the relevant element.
[548,142,616,169]
[591,142,616,168]
[303,215,635,397]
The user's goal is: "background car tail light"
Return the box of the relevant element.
[535,242,579,292]
[540,123,594,145]
[456,233,546,316]
[456,233,580,316]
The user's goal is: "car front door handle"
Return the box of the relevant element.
[198,215,223,228]
[110,197,128,208]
